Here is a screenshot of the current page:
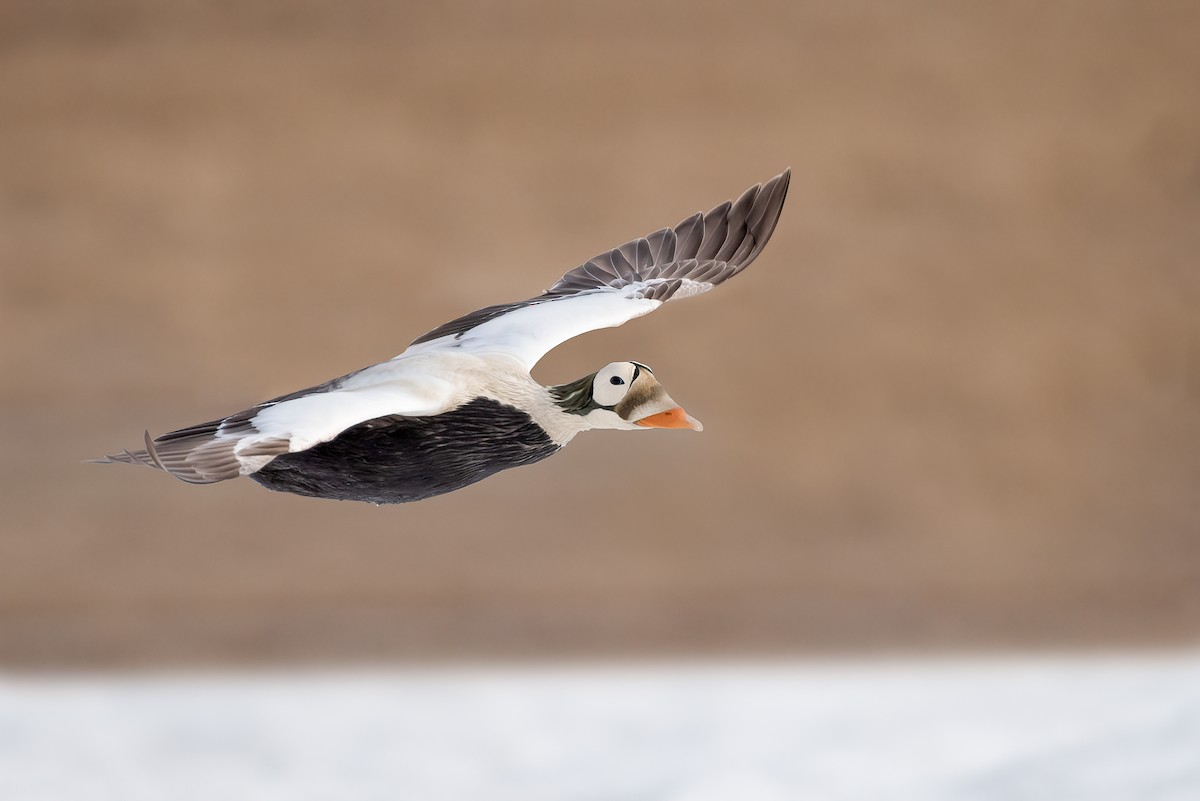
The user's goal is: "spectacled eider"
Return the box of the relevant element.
[94,170,790,503]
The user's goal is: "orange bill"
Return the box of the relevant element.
[634,407,704,431]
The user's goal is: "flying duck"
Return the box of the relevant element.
[95,170,790,503]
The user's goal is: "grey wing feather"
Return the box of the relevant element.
[410,169,790,345]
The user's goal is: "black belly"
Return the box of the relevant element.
[250,397,561,504]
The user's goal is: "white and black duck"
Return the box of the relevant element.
[95,170,791,503]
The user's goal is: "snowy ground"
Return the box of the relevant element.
[3,652,1199,801]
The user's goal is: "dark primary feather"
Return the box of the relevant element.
[410,169,791,345]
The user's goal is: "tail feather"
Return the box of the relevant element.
[86,443,158,469]
[90,424,289,485]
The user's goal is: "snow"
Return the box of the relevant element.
[2,651,1199,801]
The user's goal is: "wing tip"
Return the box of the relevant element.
[688,167,791,273]
[748,166,791,258]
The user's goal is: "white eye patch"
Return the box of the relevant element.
[592,362,638,407]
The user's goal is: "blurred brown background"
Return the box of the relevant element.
[1,1,1198,668]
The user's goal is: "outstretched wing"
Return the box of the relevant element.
[408,169,791,371]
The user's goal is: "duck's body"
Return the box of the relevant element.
[96,170,790,503]
[251,398,559,503]
[248,354,585,504]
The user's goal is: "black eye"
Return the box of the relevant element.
[610,376,625,385]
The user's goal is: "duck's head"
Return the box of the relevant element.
[550,361,703,432]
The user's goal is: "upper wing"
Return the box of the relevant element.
[407,169,791,371]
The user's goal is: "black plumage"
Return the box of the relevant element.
[249,398,560,504]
